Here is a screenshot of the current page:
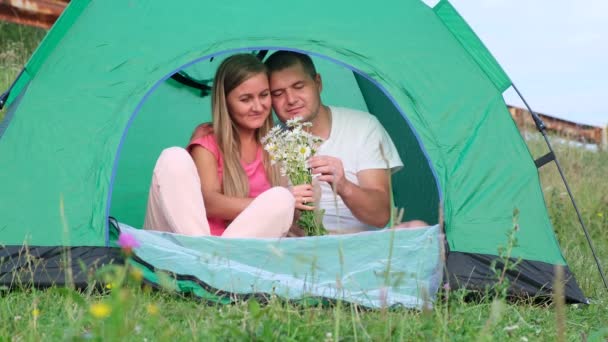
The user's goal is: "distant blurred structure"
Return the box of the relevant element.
[508,105,606,151]
[0,0,68,29]
[1,0,605,150]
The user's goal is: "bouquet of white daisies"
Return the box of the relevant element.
[261,117,327,236]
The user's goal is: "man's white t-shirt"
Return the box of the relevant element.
[316,106,403,234]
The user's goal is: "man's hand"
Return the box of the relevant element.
[307,155,348,195]
[190,122,214,142]
[308,155,392,228]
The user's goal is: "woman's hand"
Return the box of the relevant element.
[290,184,316,211]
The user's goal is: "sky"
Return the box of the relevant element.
[438,1,608,127]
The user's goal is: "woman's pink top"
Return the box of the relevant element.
[188,134,271,236]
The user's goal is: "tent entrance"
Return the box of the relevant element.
[108,49,441,233]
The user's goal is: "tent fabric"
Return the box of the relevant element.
[434,1,511,92]
[120,224,443,309]
[0,246,122,288]
[0,0,557,260]
[446,252,587,303]
[0,0,586,302]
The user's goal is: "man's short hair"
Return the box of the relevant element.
[264,51,317,79]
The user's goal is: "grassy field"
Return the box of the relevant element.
[1,22,607,341]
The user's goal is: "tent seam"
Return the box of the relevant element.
[433,1,510,93]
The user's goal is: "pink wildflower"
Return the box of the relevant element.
[118,232,140,255]
[443,283,451,291]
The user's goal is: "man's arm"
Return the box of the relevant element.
[308,156,391,228]
[190,122,213,143]
[339,169,391,228]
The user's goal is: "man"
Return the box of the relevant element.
[193,51,426,234]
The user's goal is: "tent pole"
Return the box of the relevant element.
[512,84,608,292]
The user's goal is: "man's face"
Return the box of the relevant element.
[269,62,322,123]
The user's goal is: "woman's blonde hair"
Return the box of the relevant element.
[212,53,281,198]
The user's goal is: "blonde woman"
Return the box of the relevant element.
[144,54,295,237]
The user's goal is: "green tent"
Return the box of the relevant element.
[0,0,586,305]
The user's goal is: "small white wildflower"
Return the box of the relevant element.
[264,142,276,153]
[298,145,311,160]
[286,117,303,127]
[269,125,282,136]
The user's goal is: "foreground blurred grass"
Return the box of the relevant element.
[0,21,607,340]
[1,284,605,341]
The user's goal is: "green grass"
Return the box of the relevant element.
[1,21,607,341]
[0,22,45,121]
[530,137,608,299]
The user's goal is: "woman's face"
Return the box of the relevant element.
[226,72,271,132]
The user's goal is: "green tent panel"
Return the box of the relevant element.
[0,0,586,305]
[434,1,511,92]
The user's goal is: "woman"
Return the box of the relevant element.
[143,54,295,237]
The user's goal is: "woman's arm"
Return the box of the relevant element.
[190,145,253,221]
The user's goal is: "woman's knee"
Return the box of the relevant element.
[257,187,296,226]
[154,147,196,178]
[263,187,296,212]
[248,187,295,236]
[157,147,191,165]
